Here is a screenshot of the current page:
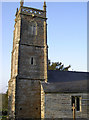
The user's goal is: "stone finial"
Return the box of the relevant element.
[43,0,46,11]
[20,0,24,7]
[44,0,46,7]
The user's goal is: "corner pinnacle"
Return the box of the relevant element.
[44,0,46,7]
[20,0,24,7]
[43,0,46,11]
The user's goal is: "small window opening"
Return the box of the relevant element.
[31,57,33,65]
[71,96,75,111]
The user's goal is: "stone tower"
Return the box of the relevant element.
[8,1,47,119]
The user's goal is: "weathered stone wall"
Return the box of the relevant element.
[15,79,41,119]
[87,93,89,119]
[8,4,47,119]
[11,17,21,79]
[8,14,21,118]
[44,93,88,119]
[18,14,47,80]
[21,15,45,46]
[18,44,45,79]
[8,78,16,118]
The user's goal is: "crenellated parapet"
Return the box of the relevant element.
[15,6,46,21]
[21,6,46,18]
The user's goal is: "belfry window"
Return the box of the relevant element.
[33,25,37,35]
[71,96,81,111]
[29,22,37,35]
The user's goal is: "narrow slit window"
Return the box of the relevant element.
[31,57,33,65]
[71,96,75,106]
[71,96,75,111]
[33,25,37,35]
[76,97,80,111]
[31,25,33,35]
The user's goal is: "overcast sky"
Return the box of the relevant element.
[1,2,87,93]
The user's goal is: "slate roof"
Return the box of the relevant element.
[42,70,89,93]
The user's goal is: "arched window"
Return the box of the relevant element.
[29,22,37,36]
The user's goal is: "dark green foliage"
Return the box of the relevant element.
[0,90,8,118]
[48,59,71,71]
[2,90,8,111]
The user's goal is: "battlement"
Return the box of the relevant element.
[16,6,46,19]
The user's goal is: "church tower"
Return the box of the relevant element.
[8,1,47,119]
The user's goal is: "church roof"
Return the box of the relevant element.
[42,70,89,93]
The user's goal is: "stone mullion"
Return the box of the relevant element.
[80,97,82,112]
